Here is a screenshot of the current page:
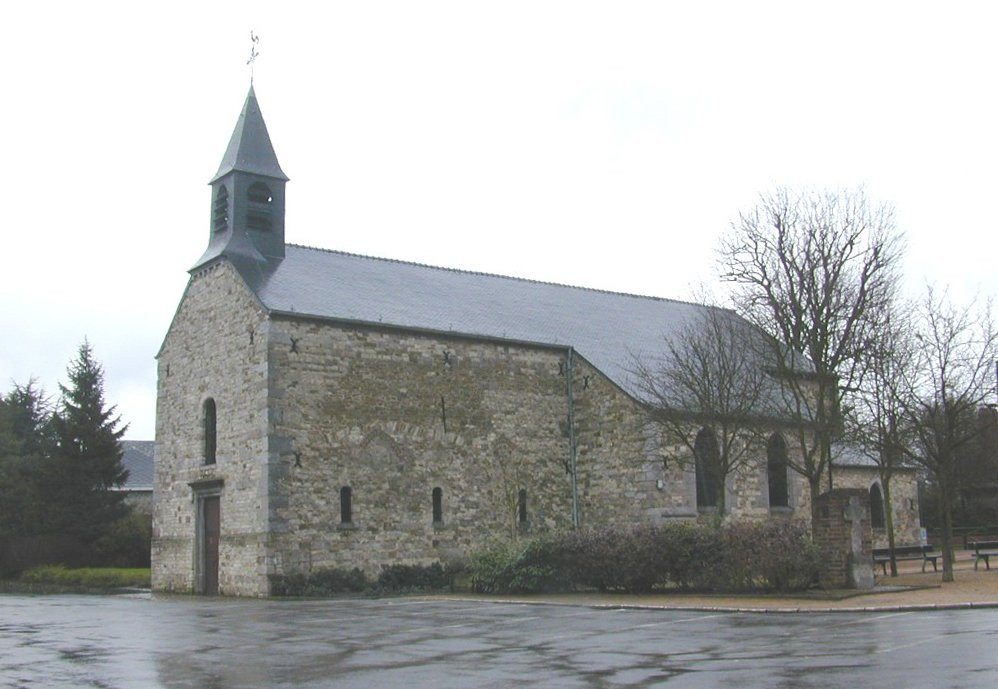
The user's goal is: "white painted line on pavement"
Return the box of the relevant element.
[827,611,914,627]
[875,632,953,655]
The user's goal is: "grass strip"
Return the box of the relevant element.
[17,565,151,589]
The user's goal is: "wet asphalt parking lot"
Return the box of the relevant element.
[1,594,997,688]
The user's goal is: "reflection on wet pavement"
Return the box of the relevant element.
[0,594,996,688]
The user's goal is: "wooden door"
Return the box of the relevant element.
[202,496,220,595]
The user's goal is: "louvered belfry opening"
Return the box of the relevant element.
[212,185,229,232]
[246,182,273,231]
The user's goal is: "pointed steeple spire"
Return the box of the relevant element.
[210,85,288,183]
[193,86,289,272]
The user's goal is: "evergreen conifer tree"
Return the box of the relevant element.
[47,341,129,557]
[0,381,50,573]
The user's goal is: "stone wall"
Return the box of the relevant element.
[265,317,577,577]
[833,466,921,547]
[571,355,813,528]
[263,322,819,586]
[152,261,271,596]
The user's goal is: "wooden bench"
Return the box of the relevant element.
[968,540,998,570]
[872,544,939,575]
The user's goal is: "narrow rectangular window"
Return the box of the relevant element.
[203,398,217,466]
[432,487,443,523]
[340,486,352,524]
[517,489,528,524]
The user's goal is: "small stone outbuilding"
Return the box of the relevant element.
[833,447,922,548]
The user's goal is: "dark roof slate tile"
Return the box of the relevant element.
[236,244,719,398]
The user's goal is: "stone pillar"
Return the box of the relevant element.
[813,488,875,589]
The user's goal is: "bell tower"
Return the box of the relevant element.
[194,86,289,270]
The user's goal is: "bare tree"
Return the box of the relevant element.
[482,436,531,538]
[719,187,904,527]
[846,305,918,575]
[897,288,998,582]
[631,302,770,515]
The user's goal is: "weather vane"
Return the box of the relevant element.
[247,31,260,84]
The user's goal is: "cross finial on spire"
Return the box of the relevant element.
[247,31,260,84]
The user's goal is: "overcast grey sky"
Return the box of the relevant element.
[3,1,997,440]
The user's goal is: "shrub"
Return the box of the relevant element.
[270,566,370,597]
[656,520,719,591]
[469,539,560,594]
[742,520,820,592]
[0,534,93,576]
[270,562,462,597]
[92,512,152,568]
[375,562,455,592]
[467,519,818,595]
[563,526,669,593]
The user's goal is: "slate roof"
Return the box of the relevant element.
[119,440,154,491]
[210,86,288,183]
[832,443,917,471]
[832,443,878,468]
[227,243,743,400]
[193,85,804,407]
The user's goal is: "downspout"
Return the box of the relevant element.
[566,348,580,528]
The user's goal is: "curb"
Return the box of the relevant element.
[434,595,998,615]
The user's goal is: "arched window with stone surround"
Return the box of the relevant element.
[694,427,720,510]
[203,398,216,466]
[767,433,789,508]
[870,483,886,529]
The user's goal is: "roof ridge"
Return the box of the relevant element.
[285,242,714,309]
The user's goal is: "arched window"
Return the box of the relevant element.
[694,428,720,510]
[870,483,885,529]
[246,182,273,231]
[340,486,353,524]
[432,487,443,523]
[212,186,229,232]
[203,398,216,465]
[767,433,789,508]
[517,489,528,524]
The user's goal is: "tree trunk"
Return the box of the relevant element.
[717,471,727,517]
[809,475,824,538]
[883,474,898,576]
[938,477,956,583]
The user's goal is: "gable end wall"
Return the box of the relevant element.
[152,260,271,596]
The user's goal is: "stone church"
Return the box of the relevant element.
[151,87,919,596]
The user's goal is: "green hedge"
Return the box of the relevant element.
[19,565,151,589]
[469,520,819,595]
